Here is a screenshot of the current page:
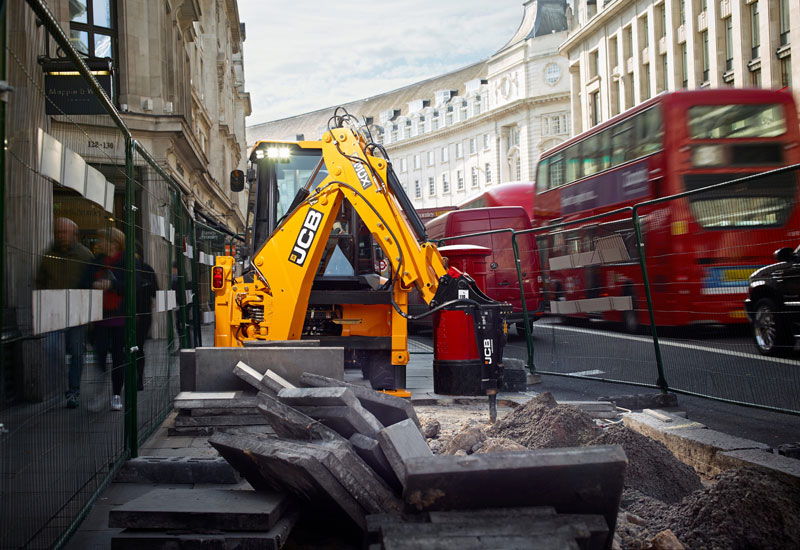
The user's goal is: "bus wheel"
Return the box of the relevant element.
[622,290,639,334]
[752,298,792,357]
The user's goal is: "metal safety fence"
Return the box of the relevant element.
[0,2,231,549]
[433,165,800,417]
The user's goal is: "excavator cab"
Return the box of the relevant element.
[218,110,511,415]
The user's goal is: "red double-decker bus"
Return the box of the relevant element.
[458,181,535,220]
[533,88,800,330]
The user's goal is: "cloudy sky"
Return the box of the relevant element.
[238,1,526,126]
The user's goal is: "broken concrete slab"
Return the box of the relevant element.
[265,369,295,391]
[350,433,402,492]
[110,509,299,550]
[377,521,589,541]
[108,488,289,531]
[234,361,277,395]
[278,387,361,408]
[300,372,420,429]
[193,347,344,391]
[402,446,627,549]
[114,456,240,485]
[366,509,607,550]
[377,419,433,489]
[188,407,261,416]
[256,392,346,442]
[174,413,271,428]
[425,507,558,522]
[174,391,259,410]
[167,425,276,437]
[276,439,401,514]
[297,404,383,439]
[209,433,367,530]
[382,534,577,550]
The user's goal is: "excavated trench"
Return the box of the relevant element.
[417,394,800,550]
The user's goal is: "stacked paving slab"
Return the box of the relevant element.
[210,369,628,549]
[109,488,297,549]
[171,391,277,436]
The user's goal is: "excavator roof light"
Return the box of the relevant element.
[267,147,291,160]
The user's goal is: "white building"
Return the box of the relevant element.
[560,0,799,133]
[247,0,573,215]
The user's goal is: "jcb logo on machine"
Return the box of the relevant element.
[289,209,323,266]
[352,160,373,190]
[483,339,494,364]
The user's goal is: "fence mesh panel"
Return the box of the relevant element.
[1,9,127,547]
[0,4,205,548]
[644,168,800,411]
[130,144,185,443]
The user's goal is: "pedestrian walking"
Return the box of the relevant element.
[84,227,128,411]
[35,217,94,409]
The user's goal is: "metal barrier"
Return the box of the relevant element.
[0,2,226,548]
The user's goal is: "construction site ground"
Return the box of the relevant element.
[66,343,800,550]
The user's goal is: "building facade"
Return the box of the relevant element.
[247,0,573,214]
[3,0,250,402]
[560,0,799,133]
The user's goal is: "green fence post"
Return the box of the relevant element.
[0,3,6,405]
[176,202,189,349]
[511,231,535,374]
[632,207,668,392]
[190,221,202,346]
[124,137,138,457]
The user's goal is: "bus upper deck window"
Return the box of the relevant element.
[689,104,786,139]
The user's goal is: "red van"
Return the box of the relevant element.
[413,206,544,333]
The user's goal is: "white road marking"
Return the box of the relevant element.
[411,341,434,352]
[565,369,605,376]
[533,324,800,366]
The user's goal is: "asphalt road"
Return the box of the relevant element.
[410,317,800,448]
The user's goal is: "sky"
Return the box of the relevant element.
[237,1,526,126]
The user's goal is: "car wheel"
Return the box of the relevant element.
[514,319,535,337]
[752,298,792,356]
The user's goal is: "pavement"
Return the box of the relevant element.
[63,342,800,549]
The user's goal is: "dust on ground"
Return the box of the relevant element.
[416,392,800,550]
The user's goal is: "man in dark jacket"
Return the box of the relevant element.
[35,217,94,409]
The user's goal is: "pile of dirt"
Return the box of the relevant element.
[589,425,702,503]
[420,396,800,549]
[487,392,598,448]
[649,468,800,550]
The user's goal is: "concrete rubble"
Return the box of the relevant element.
[203,365,628,549]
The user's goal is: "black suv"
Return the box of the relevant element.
[745,246,800,356]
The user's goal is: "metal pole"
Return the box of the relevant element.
[0,1,7,406]
[511,232,535,374]
[124,137,138,456]
[190,221,202,346]
[632,207,668,391]
[176,201,189,349]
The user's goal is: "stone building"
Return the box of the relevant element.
[3,0,250,402]
[560,0,799,133]
[247,0,572,214]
